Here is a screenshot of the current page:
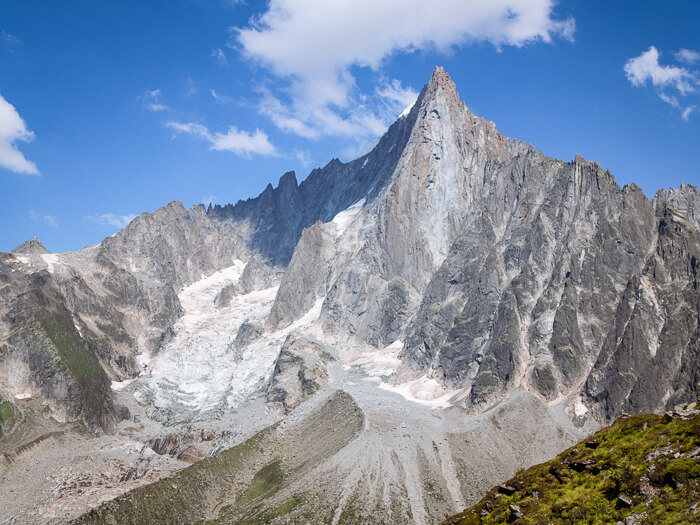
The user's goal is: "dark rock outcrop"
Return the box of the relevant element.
[266,334,334,412]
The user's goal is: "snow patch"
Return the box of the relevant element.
[111,379,135,392]
[399,99,416,119]
[574,397,589,417]
[379,375,458,409]
[331,198,366,236]
[353,340,403,377]
[40,254,60,273]
[14,392,32,400]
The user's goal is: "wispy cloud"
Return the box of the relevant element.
[87,213,136,229]
[625,46,700,120]
[202,195,216,207]
[211,47,227,65]
[0,93,39,175]
[186,78,198,97]
[681,106,696,121]
[674,48,700,65]
[166,121,277,157]
[2,30,22,45]
[210,89,233,104]
[139,89,169,112]
[29,210,57,228]
[294,149,312,167]
[232,0,574,147]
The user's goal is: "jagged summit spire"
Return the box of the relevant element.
[415,66,464,115]
[428,66,455,89]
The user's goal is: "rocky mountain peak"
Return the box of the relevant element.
[278,170,298,190]
[11,236,50,255]
[417,65,465,115]
[426,65,457,94]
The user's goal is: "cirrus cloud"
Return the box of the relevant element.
[87,213,137,229]
[29,209,57,228]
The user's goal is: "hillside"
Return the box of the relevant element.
[444,405,700,525]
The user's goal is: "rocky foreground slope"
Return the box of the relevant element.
[444,403,700,524]
[1,67,699,523]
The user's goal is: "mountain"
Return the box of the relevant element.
[1,67,699,524]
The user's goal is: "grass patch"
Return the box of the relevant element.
[222,494,307,525]
[0,401,14,424]
[237,459,285,505]
[38,309,110,425]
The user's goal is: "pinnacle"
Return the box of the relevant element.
[416,66,461,110]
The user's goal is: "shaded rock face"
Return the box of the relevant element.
[0,271,124,432]
[585,203,700,422]
[266,334,334,413]
[234,321,263,347]
[207,99,418,266]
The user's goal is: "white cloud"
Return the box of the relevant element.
[674,48,700,65]
[376,79,419,110]
[211,47,227,65]
[166,121,277,157]
[0,93,39,175]
[233,0,573,144]
[140,89,169,111]
[29,210,57,228]
[202,195,216,207]
[624,46,694,95]
[625,46,700,120]
[87,213,137,229]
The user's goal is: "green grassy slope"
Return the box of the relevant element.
[444,408,700,525]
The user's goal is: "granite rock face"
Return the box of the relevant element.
[585,202,700,422]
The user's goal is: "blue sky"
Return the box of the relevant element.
[1,0,699,252]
